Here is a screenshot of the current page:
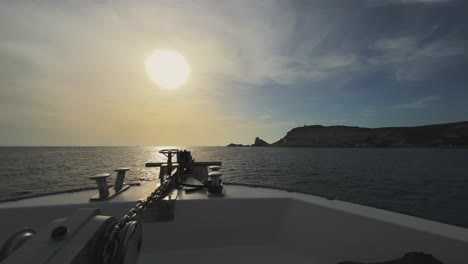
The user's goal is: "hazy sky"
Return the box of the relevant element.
[1,0,468,146]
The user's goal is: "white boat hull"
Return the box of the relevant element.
[0,182,467,263]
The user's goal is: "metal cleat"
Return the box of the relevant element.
[88,173,111,199]
[114,167,130,191]
[88,169,131,201]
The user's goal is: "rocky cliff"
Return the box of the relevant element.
[252,137,270,147]
[271,121,468,148]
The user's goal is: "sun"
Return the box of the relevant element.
[145,50,191,89]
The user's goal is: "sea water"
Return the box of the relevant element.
[0,146,467,227]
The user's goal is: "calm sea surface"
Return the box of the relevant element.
[0,146,467,227]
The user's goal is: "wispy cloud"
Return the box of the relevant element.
[393,96,442,109]
[262,52,364,85]
[368,34,468,81]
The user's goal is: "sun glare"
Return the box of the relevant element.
[145,50,191,89]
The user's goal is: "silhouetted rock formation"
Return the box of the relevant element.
[227,143,247,147]
[252,137,270,147]
[271,121,468,147]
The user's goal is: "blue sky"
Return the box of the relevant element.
[1,0,467,146]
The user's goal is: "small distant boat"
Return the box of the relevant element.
[0,149,466,264]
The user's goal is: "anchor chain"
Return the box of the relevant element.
[101,175,176,264]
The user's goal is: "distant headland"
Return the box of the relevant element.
[227,121,468,148]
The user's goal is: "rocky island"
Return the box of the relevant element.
[227,137,270,147]
[228,121,468,148]
[226,143,248,147]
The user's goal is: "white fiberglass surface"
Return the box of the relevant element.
[137,198,467,264]
[139,244,314,264]
[0,185,467,264]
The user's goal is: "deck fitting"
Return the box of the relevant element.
[114,167,130,191]
[88,173,111,199]
[51,226,68,239]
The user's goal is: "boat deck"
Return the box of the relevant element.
[0,181,158,208]
[141,244,313,264]
[1,180,467,264]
